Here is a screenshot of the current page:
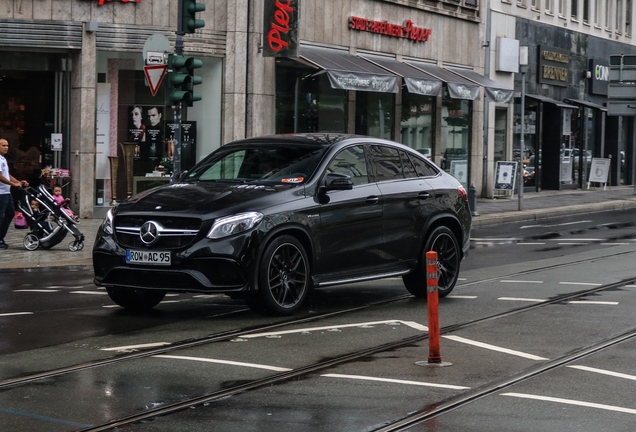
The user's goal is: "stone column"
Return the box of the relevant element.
[70,23,97,219]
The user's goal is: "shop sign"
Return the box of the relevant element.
[538,45,570,87]
[263,0,300,57]
[98,0,140,5]
[327,70,398,93]
[589,58,609,96]
[349,17,432,44]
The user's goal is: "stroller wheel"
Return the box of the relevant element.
[24,233,40,251]
[69,241,84,252]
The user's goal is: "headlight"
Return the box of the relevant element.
[101,209,114,235]
[207,212,264,240]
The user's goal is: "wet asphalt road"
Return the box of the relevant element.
[1,210,636,431]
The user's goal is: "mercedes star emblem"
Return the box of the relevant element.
[140,221,161,245]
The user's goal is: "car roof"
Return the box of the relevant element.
[225,133,418,152]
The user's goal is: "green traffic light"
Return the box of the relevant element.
[181,0,206,34]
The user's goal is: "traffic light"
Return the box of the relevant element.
[181,0,206,34]
[166,54,203,107]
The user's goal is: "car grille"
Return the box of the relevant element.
[114,216,202,250]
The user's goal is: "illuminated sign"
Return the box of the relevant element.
[263,0,300,57]
[349,17,432,43]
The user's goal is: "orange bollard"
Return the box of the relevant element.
[426,251,442,364]
[416,251,452,368]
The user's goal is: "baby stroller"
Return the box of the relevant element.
[17,185,85,251]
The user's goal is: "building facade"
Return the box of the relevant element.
[0,0,504,218]
[486,0,636,196]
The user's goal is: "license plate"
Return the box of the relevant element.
[126,250,171,266]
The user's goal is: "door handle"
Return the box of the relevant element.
[418,191,432,199]
[366,195,380,204]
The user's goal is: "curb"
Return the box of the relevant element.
[472,199,636,227]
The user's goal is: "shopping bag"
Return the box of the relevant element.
[14,212,27,229]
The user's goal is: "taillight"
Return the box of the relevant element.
[458,186,468,201]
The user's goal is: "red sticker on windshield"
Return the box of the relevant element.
[281,177,304,183]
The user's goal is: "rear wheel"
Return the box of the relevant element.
[106,287,166,311]
[248,235,311,316]
[403,226,460,298]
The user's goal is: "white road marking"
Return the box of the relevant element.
[601,243,629,245]
[443,335,548,360]
[193,294,223,298]
[625,285,636,288]
[101,342,171,351]
[517,242,546,245]
[567,365,636,381]
[102,305,120,308]
[457,278,467,281]
[14,289,59,293]
[240,320,428,339]
[498,297,545,302]
[557,243,588,245]
[551,238,602,241]
[322,374,470,390]
[471,238,523,241]
[70,291,109,295]
[559,282,602,286]
[165,294,180,297]
[501,393,636,415]
[568,301,618,305]
[446,295,478,299]
[500,280,544,284]
[0,312,34,317]
[520,220,591,229]
[153,355,292,372]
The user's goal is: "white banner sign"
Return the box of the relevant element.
[588,157,610,183]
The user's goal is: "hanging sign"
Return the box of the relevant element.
[263,0,300,57]
[51,133,63,151]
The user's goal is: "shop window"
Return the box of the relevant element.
[400,92,435,160]
[440,86,471,187]
[275,59,347,134]
[355,92,394,139]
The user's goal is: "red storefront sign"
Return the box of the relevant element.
[349,16,432,43]
[263,0,300,57]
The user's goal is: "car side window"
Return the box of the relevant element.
[400,151,417,179]
[408,153,439,177]
[369,145,404,181]
[327,145,369,186]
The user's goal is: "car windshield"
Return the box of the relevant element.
[185,143,328,184]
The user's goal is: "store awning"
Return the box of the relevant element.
[359,54,442,97]
[404,61,481,100]
[447,68,514,104]
[300,45,399,93]
[563,98,608,112]
[526,94,578,109]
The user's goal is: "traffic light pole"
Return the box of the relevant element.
[173,7,184,180]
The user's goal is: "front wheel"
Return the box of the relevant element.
[403,226,460,298]
[106,287,166,311]
[23,233,39,251]
[249,235,311,316]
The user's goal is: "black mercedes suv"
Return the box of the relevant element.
[93,134,471,315]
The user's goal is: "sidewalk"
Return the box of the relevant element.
[1,186,636,269]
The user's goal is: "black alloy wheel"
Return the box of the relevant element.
[105,287,166,311]
[403,226,460,298]
[253,235,311,316]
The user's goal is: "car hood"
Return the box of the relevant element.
[116,181,302,214]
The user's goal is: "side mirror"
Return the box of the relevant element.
[321,172,353,192]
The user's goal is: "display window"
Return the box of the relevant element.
[400,91,435,159]
[355,91,394,139]
[275,59,347,134]
[440,86,471,187]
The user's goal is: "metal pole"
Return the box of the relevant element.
[519,69,526,211]
[173,2,184,179]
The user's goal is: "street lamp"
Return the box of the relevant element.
[518,46,528,211]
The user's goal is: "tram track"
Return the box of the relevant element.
[74,275,636,431]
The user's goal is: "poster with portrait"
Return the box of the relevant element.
[145,106,164,162]
[166,121,197,171]
[127,105,165,162]
[127,106,146,161]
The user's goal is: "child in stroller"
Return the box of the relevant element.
[17,185,85,251]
